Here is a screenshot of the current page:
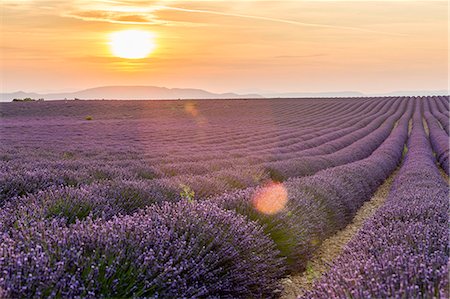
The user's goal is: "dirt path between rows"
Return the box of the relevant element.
[439,168,449,182]
[280,169,399,298]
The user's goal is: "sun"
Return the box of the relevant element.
[109,30,156,59]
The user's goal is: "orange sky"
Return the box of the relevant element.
[1,1,448,94]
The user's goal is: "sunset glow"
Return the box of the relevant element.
[109,30,156,59]
[0,0,448,295]
[0,0,448,95]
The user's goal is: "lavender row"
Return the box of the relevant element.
[211,100,412,272]
[2,98,395,168]
[260,99,407,181]
[434,95,449,115]
[438,95,449,109]
[0,99,389,182]
[0,98,390,170]
[118,97,400,180]
[302,102,448,298]
[1,99,411,222]
[0,97,435,298]
[0,98,372,156]
[0,97,410,298]
[185,98,396,165]
[0,201,285,298]
[0,99,402,203]
[423,100,449,175]
[429,96,449,134]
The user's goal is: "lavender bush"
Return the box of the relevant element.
[430,96,449,134]
[423,100,449,175]
[1,201,285,298]
[302,100,449,298]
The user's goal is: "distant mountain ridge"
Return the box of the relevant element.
[266,90,448,98]
[0,86,447,102]
[266,91,365,98]
[0,86,262,102]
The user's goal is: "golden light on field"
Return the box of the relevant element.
[253,183,288,215]
[109,30,156,59]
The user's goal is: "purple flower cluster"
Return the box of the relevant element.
[0,179,184,232]
[1,201,285,298]
[302,100,449,298]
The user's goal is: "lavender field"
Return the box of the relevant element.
[0,96,448,298]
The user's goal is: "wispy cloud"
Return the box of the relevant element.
[274,54,327,59]
[64,10,162,25]
[60,1,407,36]
[157,5,409,36]
[2,0,411,35]
[2,0,446,94]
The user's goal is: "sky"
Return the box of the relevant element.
[0,0,448,94]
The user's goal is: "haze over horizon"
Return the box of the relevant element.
[1,85,448,102]
[1,0,448,95]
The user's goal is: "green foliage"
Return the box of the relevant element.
[62,152,75,159]
[179,184,195,202]
[242,208,302,268]
[219,175,246,189]
[91,169,112,180]
[46,198,92,224]
[12,98,35,102]
[266,168,286,183]
[402,145,408,157]
[136,169,157,180]
[305,262,317,282]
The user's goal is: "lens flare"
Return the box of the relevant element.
[252,182,288,215]
[184,102,199,117]
[184,102,208,125]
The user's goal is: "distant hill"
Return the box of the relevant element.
[0,86,262,102]
[371,90,448,97]
[265,90,448,98]
[265,91,365,98]
[1,86,447,102]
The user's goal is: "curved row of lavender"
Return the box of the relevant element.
[1,99,405,205]
[0,98,398,202]
[212,99,413,271]
[0,99,379,196]
[0,97,448,298]
[301,101,449,298]
[0,100,409,228]
[0,102,390,169]
[430,96,449,133]
[2,98,405,298]
[435,95,449,113]
[423,100,449,175]
[0,98,378,164]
